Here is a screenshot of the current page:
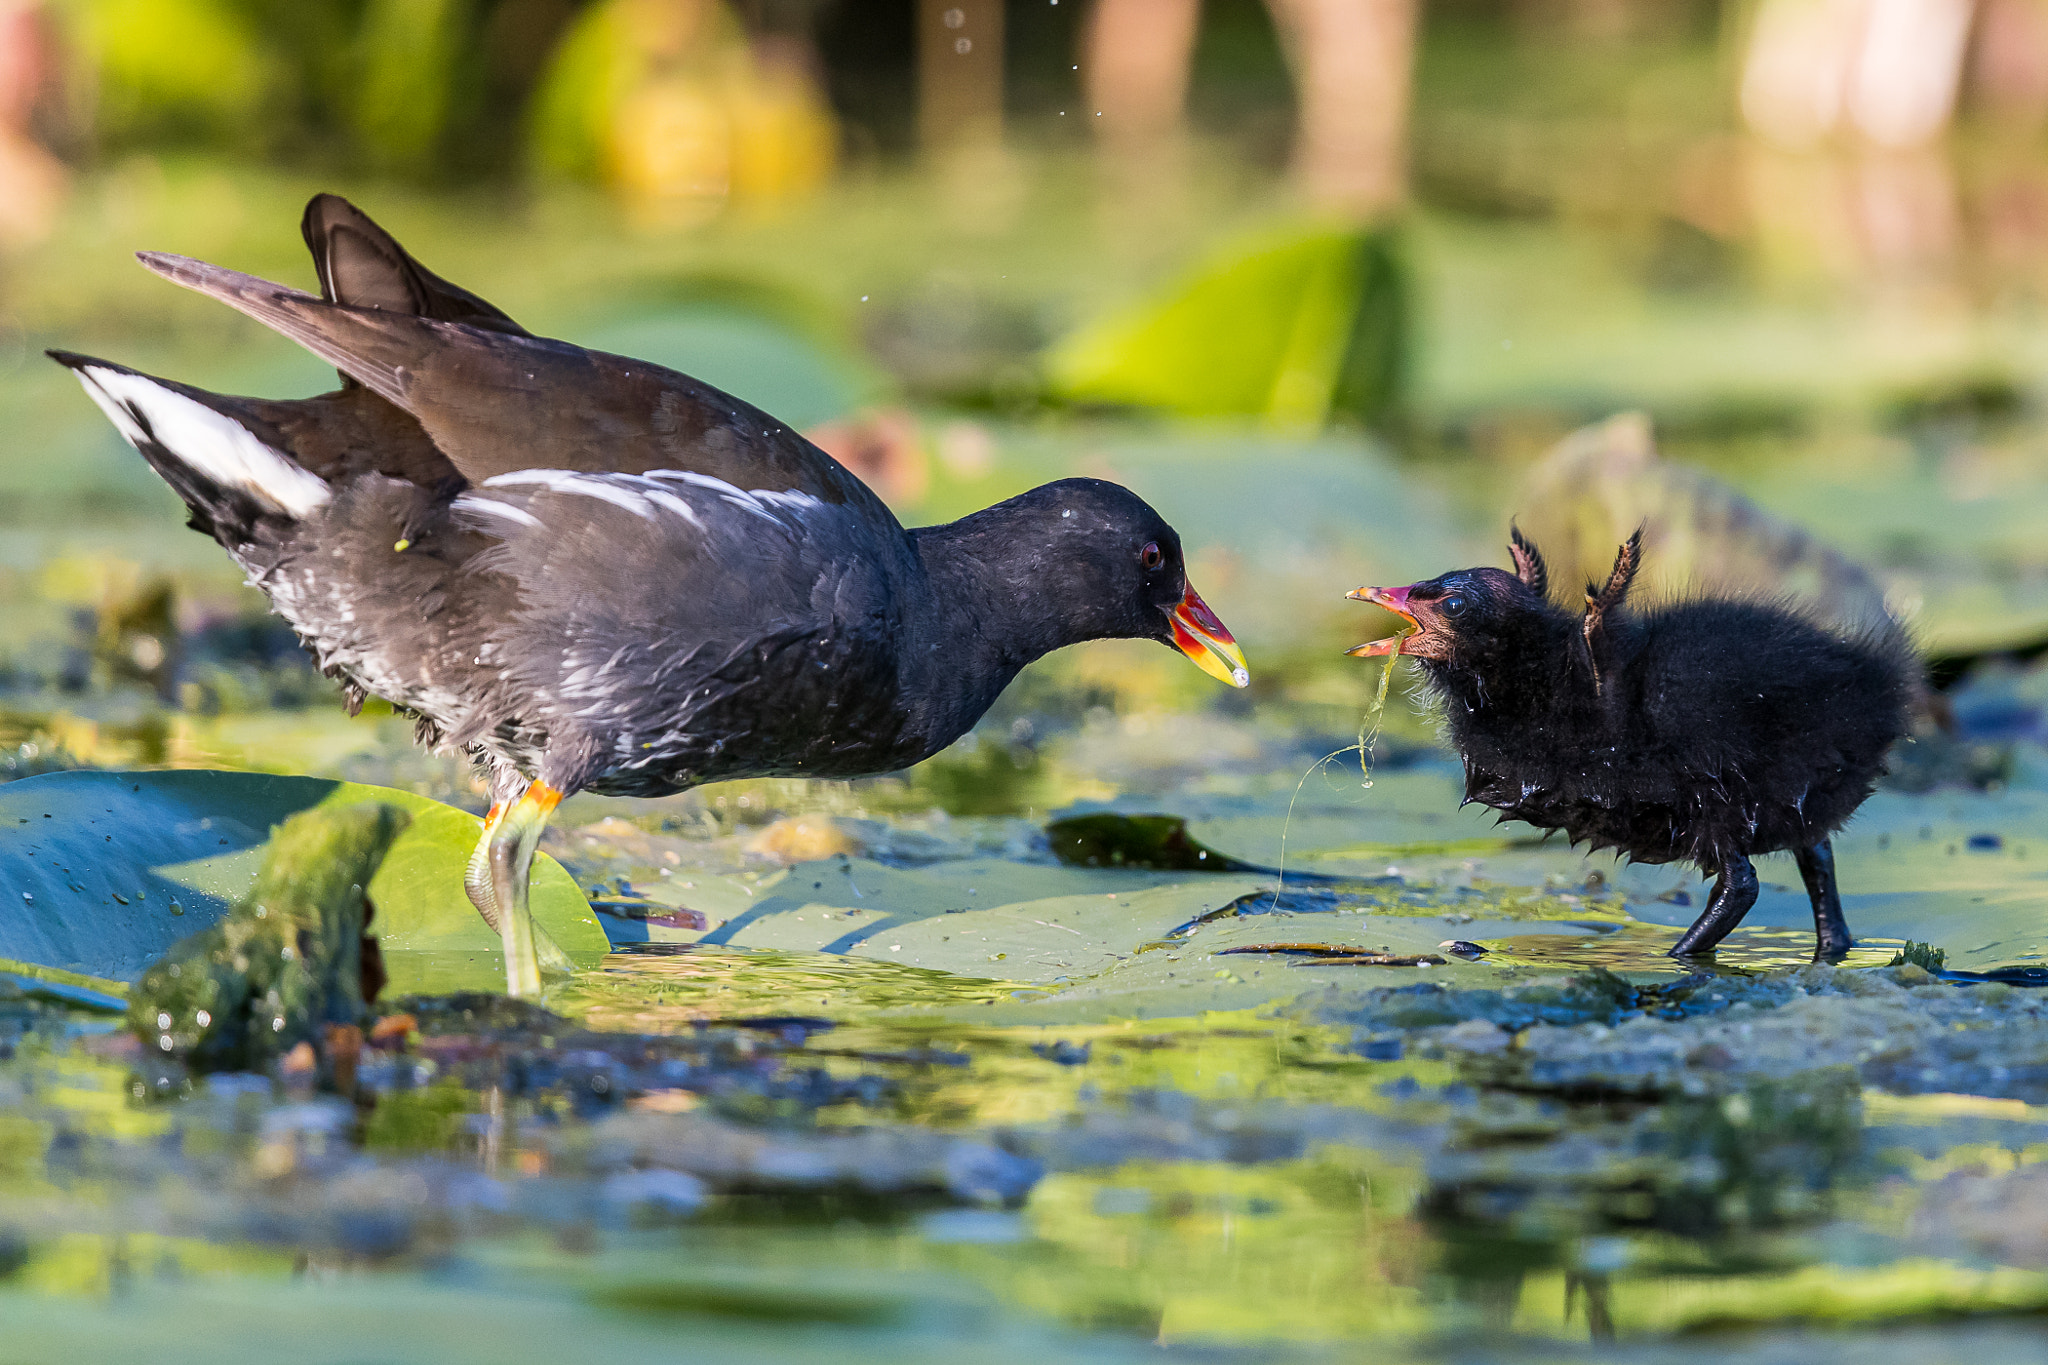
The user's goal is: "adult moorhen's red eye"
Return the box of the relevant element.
[1140,542,1164,570]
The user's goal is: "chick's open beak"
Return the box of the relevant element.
[1170,584,1249,688]
[1345,584,1421,657]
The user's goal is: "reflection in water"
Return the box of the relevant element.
[0,965,2048,1350]
[1486,921,1904,974]
[557,943,1037,1030]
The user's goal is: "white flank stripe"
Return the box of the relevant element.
[483,468,660,519]
[648,469,818,520]
[452,494,543,529]
[657,469,747,497]
[548,475,653,518]
[481,467,804,530]
[481,470,569,487]
[79,367,329,516]
[642,488,703,528]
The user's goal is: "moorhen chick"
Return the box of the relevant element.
[1347,527,1917,959]
[50,195,1248,996]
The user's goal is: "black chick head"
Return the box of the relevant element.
[1347,525,1918,962]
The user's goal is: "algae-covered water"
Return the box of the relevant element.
[8,707,2048,1362]
[10,156,2048,1361]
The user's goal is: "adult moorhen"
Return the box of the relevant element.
[1347,527,1916,960]
[50,196,1248,996]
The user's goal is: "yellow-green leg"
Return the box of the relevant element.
[462,783,565,998]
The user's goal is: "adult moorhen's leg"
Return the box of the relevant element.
[1794,839,1852,962]
[1669,853,1759,957]
[462,779,565,997]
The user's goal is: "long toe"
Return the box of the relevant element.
[463,834,502,932]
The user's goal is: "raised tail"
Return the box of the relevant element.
[135,252,439,412]
[48,350,330,541]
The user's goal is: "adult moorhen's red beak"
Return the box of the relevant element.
[1344,584,1421,656]
[1169,583,1249,687]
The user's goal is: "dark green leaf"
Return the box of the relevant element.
[0,770,601,995]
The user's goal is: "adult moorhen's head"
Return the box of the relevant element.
[934,477,1248,687]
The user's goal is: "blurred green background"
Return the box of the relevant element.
[10,5,2048,1360]
[4,0,2048,794]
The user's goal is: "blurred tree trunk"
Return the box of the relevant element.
[1741,0,1975,148]
[1083,0,1201,155]
[1969,0,2048,132]
[919,0,1003,151]
[1265,0,1417,219]
[0,0,65,244]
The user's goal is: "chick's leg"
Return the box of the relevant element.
[1669,853,1758,957]
[1794,839,1852,962]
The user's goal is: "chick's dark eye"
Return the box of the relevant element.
[1440,594,1467,617]
[1140,542,1164,570]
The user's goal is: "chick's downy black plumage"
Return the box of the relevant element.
[1349,528,1917,959]
[47,195,1249,997]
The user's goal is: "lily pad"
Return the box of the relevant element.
[576,304,878,432]
[1045,813,1265,872]
[1045,223,1408,427]
[0,770,603,994]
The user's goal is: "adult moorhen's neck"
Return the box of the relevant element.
[896,516,1098,753]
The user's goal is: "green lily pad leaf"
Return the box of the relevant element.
[577,306,877,432]
[0,770,602,995]
[1045,223,1407,427]
[1511,412,2048,658]
[1045,813,1264,872]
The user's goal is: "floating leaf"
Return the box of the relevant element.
[576,304,876,431]
[1045,813,1264,873]
[1514,412,2048,659]
[0,770,602,995]
[1516,413,1899,640]
[1045,224,1408,428]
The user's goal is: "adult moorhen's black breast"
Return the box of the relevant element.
[48,195,1250,996]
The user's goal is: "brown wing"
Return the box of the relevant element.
[137,252,876,507]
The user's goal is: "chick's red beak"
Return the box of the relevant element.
[1345,584,1421,657]
[1170,584,1249,688]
